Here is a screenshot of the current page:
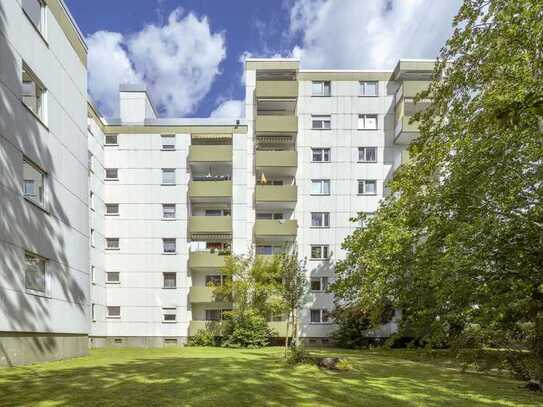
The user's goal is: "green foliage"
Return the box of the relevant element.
[188,329,220,347]
[286,343,312,365]
[336,359,354,372]
[332,0,543,384]
[221,309,273,348]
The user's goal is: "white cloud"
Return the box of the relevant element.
[87,31,140,117]
[86,8,226,118]
[289,0,462,69]
[210,100,244,118]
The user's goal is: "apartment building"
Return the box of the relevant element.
[0,0,432,366]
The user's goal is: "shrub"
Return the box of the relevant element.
[187,329,220,347]
[221,310,273,348]
[286,343,312,365]
[336,359,353,371]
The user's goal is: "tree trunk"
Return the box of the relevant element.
[284,310,291,359]
[293,308,298,347]
[533,311,543,391]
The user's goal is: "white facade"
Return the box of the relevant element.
[1,0,432,362]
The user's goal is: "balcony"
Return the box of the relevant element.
[256,81,298,99]
[189,251,228,271]
[188,320,223,336]
[188,287,215,303]
[189,180,232,203]
[268,321,289,337]
[255,185,297,208]
[256,150,297,170]
[188,145,232,163]
[255,115,298,134]
[189,216,232,240]
[254,219,297,241]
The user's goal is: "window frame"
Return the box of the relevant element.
[311,81,331,97]
[105,168,119,181]
[358,114,378,130]
[311,148,331,163]
[24,251,49,297]
[162,307,177,323]
[23,156,47,209]
[105,238,120,251]
[358,147,378,163]
[310,245,330,260]
[22,0,47,39]
[162,238,177,254]
[105,203,120,216]
[360,81,379,97]
[310,277,329,292]
[106,306,121,319]
[161,134,176,151]
[104,134,118,146]
[310,179,331,196]
[310,308,332,324]
[106,272,120,284]
[21,63,47,125]
[311,115,332,130]
[358,179,377,196]
[163,272,177,289]
[91,303,96,322]
[311,212,330,228]
[161,168,176,185]
[90,265,96,285]
[162,204,176,220]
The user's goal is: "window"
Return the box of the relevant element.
[163,238,176,254]
[162,204,176,220]
[311,81,331,97]
[256,213,283,220]
[23,158,45,206]
[163,272,177,289]
[162,169,176,185]
[358,147,377,162]
[312,148,330,162]
[206,275,226,286]
[360,81,378,97]
[311,212,330,228]
[105,168,118,180]
[91,304,96,322]
[106,306,120,319]
[205,209,230,216]
[311,245,329,260]
[255,246,284,256]
[90,265,95,284]
[310,277,329,292]
[358,114,378,130]
[105,134,118,146]
[89,191,95,211]
[311,179,330,195]
[88,152,94,174]
[358,180,377,195]
[22,64,46,122]
[105,204,119,216]
[205,309,221,321]
[161,135,175,150]
[90,229,95,248]
[106,272,120,284]
[24,251,47,295]
[106,238,120,250]
[22,0,46,36]
[163,308,177,323]
[311,115,331,130]
[310,309,331,323]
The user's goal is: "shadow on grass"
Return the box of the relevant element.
[0,348,541,407]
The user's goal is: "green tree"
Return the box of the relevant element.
[333,0,543,388]
[278,247,307,357]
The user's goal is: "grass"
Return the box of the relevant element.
[0,347,541,406]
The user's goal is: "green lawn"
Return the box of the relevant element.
[0,347,540,406]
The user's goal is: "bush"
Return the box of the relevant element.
[221,310,273,348]
[336,359,353,371]
[286,343,313,365]
[187,329,221,347]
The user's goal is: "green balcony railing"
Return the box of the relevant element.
[189,181,232,199]
[188,287,215,303]
[255,185,297,203]
[255,115,298,133]
[254,219,297,238]
[189,216,232,235]
[256,81,298,99]
[255,151,297,168]
[189,251,228,270]
[188,145,232,163]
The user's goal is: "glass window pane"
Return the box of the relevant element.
[107,306,120,317]
[105,168,118,179]
[22,0,42,30]
[105,135,118,145]
[323,82,331,96]
[25,253,46,293]
[366,82,377,96]
[163,239,176,253]
[311,213,322,227]
[23,159,45,205]
[107,272,120,282]
[366,180,376,194]
[312,149,321,161]
[367,147,377,162]
[323,149,330,161]
[161,135,175,150]
[162,169,175,184]
[312,82,322,96]
[310,309,321,323]
[311,278,321,291]
[365,116,377,129]
[322,180,330,194]
[163,273,176,288]
[311,246,321,259]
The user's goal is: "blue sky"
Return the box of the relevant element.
[64,0,462,119]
